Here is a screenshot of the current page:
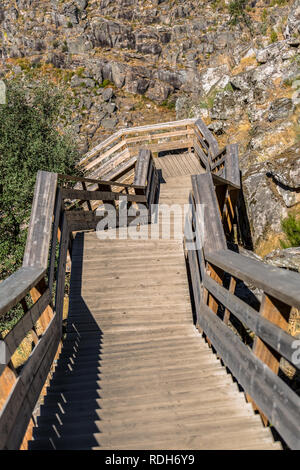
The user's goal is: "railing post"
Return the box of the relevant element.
[248,293,292,425]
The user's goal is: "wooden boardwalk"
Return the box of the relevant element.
[29,154,280,450]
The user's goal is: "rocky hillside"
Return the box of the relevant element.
[0,0,299,256]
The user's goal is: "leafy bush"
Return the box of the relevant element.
[0,78,80,280]
[270,29,278,43]
[280,213,300,248]
[228,0,252,29]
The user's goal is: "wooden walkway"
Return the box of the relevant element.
[29,154,280,450]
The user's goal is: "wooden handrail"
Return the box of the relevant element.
[58,173,146,190]
[0,153,159,449]
[2,116,299,449]
[185,157,300,449]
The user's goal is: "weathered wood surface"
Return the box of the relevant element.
[197,302,300,450]
[133,149,151,187]
[203,274,300,369]
[185,136,300,449]
[61,188,147,203]
[0,288,51,371]
[29,218,279,450]
[58,173,144,190]
[2,118,298,450]
[206,249,300,310]
[224,144,240,188]
[0,267,45,317]
[0,313,60,449]
[191,174,227,253]
[23,171,58,269]
[194,118,219,158]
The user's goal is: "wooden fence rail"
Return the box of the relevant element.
[185,147,300,449]
[1,117,299,449]
[0,150,158,450]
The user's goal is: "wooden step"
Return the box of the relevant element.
[29,415,274,450]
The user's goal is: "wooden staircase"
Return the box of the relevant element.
[28,158,280,450]
[1,118,299,451]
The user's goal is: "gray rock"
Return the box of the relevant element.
[101,117,118,129]
[75,0,88,10]
[102,87,114,101]
[268,98,294,122]
[145,81,172,102]
[70,75,95,88]
[243,143,300,246]
[255,41,287,64]
[243,162,288,247]
[284,0,300,38]
[264,247,300,272]
[207,121,225,135]
[103,102,117,113]
[111,62,126,88]
[67,38,92,54]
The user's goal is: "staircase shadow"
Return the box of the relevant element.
[31,232,105,450]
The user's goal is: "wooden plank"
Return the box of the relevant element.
[48,188,62,294]
[225,144,241,188]
[30,278,53,333]
[202,274,299,368]
[121,118,196,135]
[223,189,239,238]
[77,131,123,166]
[134,149,151,187]
[193,139,209,169]
[206,250,300,310]
[23,171,58,269]
[0,313,60,449]
[223,277,236,325]
[84,147,130,173]
[0,267,45,317]
[211,173,240,191]
[61,188,147,203]
[197,301,300,450]
[97,156,137,182]
[0,288,51,371]
[126,129,194,145]
[211,156,226,171]
[58,173,144,190]
[249,294,292,423]
[191,173,227,253]
[194,118,219,158]
[187,246,202,317]
[55,213,70,326]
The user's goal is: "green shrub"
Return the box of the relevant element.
[67,21,73,28]
[0,78,80,281]
[228,0,251,28]
[99,79,112,88]
[280,213,300,248]
[161,99,175,110]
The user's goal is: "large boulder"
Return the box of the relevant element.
[268,98,294,122]
[264,247,300,272]
[243,143,300,248]
[284,0,300,38]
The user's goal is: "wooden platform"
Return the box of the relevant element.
[29,153,281,450]
[155,151,204,179]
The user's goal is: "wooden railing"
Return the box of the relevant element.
[185,144,300,449]
[77,119,196,180]
[1,115,299,450]
[0,150,158,450]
